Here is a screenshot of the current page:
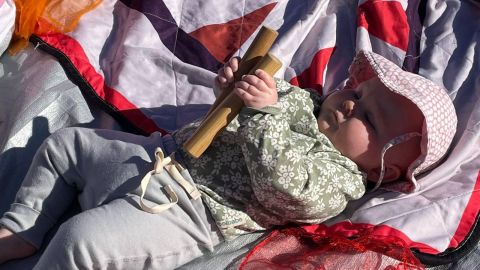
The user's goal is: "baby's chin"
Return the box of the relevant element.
[316,119,328,134]
[316,113,335,140]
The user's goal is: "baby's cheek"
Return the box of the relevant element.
[335,121,371,160]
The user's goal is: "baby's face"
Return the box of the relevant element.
[317,77,423,182]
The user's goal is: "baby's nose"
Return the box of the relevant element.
[342,100,355,118]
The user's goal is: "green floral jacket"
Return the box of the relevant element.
[174,79,366,240]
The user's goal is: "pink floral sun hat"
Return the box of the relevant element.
[345,50,458,193]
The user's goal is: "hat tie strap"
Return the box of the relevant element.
[370,132,421,192]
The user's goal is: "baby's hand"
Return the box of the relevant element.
[234,69,277,109]
[214,57,240,92]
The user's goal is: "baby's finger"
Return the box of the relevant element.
[228,57,240,73]
[224,66,235,83]
[216,69,228,86]
[254,69,276,89]
[242,74,270,95]
[235,81,262,96]
[216,70,227,82]
[235,81,249,90]
[241,74,262,87]
[234,87,255,103]
[215,76,227,88]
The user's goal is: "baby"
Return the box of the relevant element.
[0,50,457,269]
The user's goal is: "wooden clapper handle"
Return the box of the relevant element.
[183,54,282,158]
[205,26,279,118]
[183,26,281,158]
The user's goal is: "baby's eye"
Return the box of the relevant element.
[353,91,361,99]
[365,112,375,130]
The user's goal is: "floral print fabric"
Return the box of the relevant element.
[174,79,366,240]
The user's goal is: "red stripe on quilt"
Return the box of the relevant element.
[189,3,277,64]
[289,47,335,95]
[38,33,164,135]
[449,170,480,248]
[357,0,409,51]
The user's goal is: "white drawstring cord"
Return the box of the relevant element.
[139,148,201,214]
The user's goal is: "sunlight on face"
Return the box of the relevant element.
[317,77,423,180]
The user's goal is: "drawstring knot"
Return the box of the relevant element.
[140,147,201,214]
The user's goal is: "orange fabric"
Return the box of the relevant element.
[9,0,101,54]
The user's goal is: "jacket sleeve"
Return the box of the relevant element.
[237,80,365,224]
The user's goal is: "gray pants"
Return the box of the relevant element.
[0,127,222,269]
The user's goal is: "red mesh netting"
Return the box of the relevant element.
[239,225,424,270]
